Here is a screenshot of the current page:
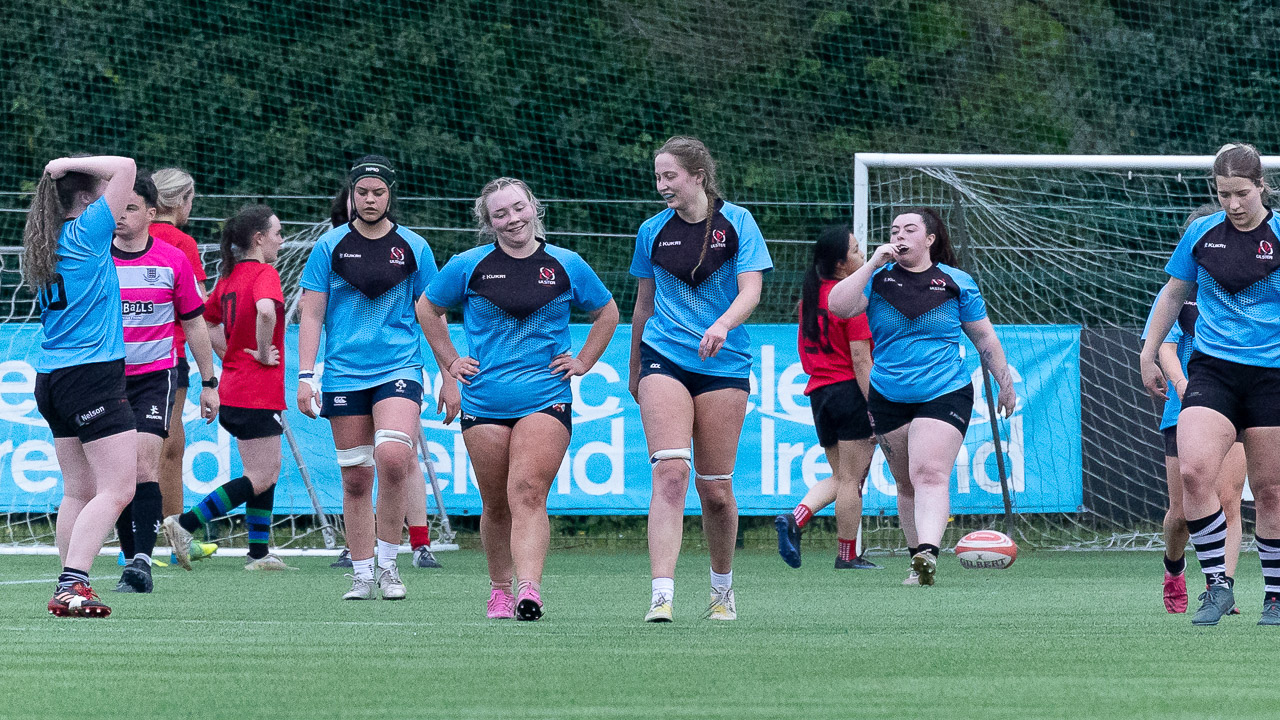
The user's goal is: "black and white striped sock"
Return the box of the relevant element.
[1186,510,1229,587]
[1257,534,1280,603]
[57,567,89,589]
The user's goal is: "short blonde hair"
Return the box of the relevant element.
[473,177,545,244]
[151,167,195,212]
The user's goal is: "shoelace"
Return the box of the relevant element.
[488,590,514,613]
[650,593,672,609]
[72,582,99,601]
[344,573,374,588]
[703,589,733,619]
[1195,588,1225,609]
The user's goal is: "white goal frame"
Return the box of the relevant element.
[852,153,1280,253]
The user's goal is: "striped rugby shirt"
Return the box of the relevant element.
[111,238,205,375]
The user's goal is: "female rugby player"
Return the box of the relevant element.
[828,209,1015,587]
[630,136,772,622]
[423,177,617,620]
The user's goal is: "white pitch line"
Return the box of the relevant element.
[0,578,57,586]
[0,618,493,629]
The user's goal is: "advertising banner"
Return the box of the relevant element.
[0,324,1081,516]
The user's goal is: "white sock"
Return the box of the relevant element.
[133,554,152,567]
[352,556,375,581]
[652,577,674,603]
[376,539,399,570]
[711,569,733,592]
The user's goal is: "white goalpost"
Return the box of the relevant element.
[853,153,1278,550]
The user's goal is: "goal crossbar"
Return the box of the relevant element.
[853,153,1280,250]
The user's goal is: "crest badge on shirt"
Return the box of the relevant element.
[390,247,406,266]
[539,267,557,285]
[711,229,727,249]
[1258,240,1274,260]
[144,267,159,283]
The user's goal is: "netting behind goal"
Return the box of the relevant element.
[856,156,1278,551]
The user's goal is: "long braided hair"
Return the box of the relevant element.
[22,171,99,287]
[656,136,721,279]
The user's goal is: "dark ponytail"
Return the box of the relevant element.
[330,184,350,228]
[801,225,853,346]
[220,204,276,277]
[900,207,956,267]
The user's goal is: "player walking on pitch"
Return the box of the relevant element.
[296,156,458,600]
[777,225,880,570]
[1141,143,1280,626]
[1141,205,1247,614]
[148,169,213,531]
[111,175,219,592]
[324,185,444,571]
[630,136,773,622]
[828,208,1015,587]
[422,177,617,620]
[163,205,292,571]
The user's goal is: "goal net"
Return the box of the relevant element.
[855,153,1280,551]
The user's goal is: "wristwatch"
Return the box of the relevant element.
[202,376,219,389]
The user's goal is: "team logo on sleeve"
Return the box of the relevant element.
[390,247,406,265]
[539,267,556,285]
[1258,240,1274,260]
[1177,290,1199,336]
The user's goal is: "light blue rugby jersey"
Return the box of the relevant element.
[35,196,126,372]
[1141,288,1198,431]
[862,262,987,404]
[300,223,437,392]
[426,242,612,418]
[1166,209,1280,367]
[629,199,773,378]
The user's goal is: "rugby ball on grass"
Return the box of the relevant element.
[955,530,1017,569]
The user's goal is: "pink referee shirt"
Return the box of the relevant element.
[112,238,205,376]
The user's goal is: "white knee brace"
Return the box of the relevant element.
[696,473,734,482]
[374,428,415,449]
[650,448,692,469]
[335,445,375,468]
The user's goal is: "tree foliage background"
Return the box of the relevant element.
[4,0,1279,317]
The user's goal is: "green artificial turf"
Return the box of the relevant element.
[2,550,1278,720]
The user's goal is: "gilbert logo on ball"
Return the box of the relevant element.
[954,530,1017,569]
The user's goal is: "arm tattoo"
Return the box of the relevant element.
[979,345,1012,388]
